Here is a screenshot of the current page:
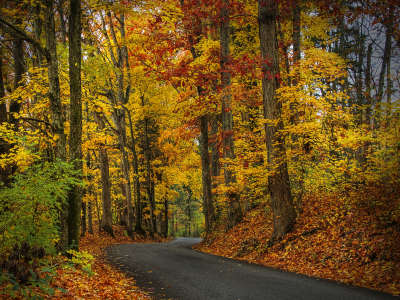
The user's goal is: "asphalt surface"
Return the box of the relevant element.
[104,238,395,300]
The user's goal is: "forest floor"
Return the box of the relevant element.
[193,190,400,296]
[0,225,170,299]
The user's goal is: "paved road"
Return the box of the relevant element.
[104,238,394,300]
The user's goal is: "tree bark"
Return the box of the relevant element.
[56,0,67,45]
[144,111,156,238]
[291,0,304,216]
[220,0,242,229]
[163,197,168,238]
[88,198,93,234]
[9,22,24,133]
[210,114,220,217]
[93,111,115,237]
[33,3,42,68]
[67,0,83,251]
[0,51,11,187]
[125,109,144,234]
[258,0,296,240]
[80,201,86,237]
[200,114,214,232]
[365,43,372,128]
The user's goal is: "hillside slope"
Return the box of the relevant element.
[193,191,400,296]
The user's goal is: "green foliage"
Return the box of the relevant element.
[65,249,95,276]
[0,242,67,299]
[0,269,67,299]
[0,158,83,254]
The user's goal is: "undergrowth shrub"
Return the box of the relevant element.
[0,157,83,254]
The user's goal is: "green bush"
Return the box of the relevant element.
[0,158,83,254]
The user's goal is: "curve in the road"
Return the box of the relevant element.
[104,238,395,300]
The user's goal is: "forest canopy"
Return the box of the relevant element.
[0,0,399,254]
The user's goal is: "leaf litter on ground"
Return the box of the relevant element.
[194,188,400,296]
[0,225,171,299]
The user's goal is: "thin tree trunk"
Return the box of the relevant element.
[171,211,175,237]
[365,43,372,128]
[80,201,86,237]
[164,198,168,238]
[9,23,24,133]
[144,112,156,238]
[377,9,393,114]
[88,198,93,234]
[125,109,144,234]
[57,0,67,45]
[361,43,373,168]
[93,111,114,237]
[277,19,290,85]
[95,194,101,231]
[220,0,242,229]
[210,115,220,217]
[258,0,296,240]
[292,0,301,78]
[0,51,11,187]
[291,0,303,215]
[33,3,42,68]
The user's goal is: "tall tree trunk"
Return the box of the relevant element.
[220,0,242,229]
[9,23,24,133]
[88,198,93,234]
[56,0,67,45]
[292,0,301,78]
[95,194,101,231]
[80,201,86,237]
[365,44,372,129]
[210,114,220,217]
[144,113,156,238]
[44,0,68,252]
[125,109,144,234]
[163,198,168,238]
[99,146,114,237]
[291,0,304,215]
[93,111,115,237]
[377,9,393,112]
[258,0,296,240]
[67,0,83,251]
[0,51,11,187]
[33,3,42,68]
[361,43,373,168]
[277,20,290,85]
[200,114,214,232]
[171,211,175,237]
[119,179,128,226]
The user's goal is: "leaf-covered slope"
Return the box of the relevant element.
[194,190,400,296]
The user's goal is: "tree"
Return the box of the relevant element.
[67,0,83,251]
[258,0,296,240]
[93,111,114,237]
[220,0,243,229]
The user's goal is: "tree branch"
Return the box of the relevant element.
[0,17,51,61]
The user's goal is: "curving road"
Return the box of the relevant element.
[104,238,394,300]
